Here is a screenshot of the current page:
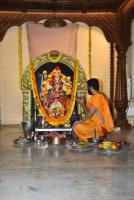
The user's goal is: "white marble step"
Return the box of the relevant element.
[127,99,134,115]
[127,116,134,126]
[127,98,134,126]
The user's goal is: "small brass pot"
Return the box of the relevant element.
[52,136,65,145]
[53,136,60,145]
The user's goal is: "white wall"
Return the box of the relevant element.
[77,24,110,96]
[91,27,110,96]
[0,26,23,124]
[0,22,110,124]
[126,19,134,119]
[76,22,89,80]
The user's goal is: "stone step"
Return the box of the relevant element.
[127,116,134,126]
[126,98,134,126]
[127,98,134,116]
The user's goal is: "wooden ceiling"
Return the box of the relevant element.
[0,0,127,13]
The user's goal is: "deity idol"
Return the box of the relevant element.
[40,66,73,119]
[49,97,65,117]
[49,66,64,98]
[62,76,72,95]
[41,70,52,95]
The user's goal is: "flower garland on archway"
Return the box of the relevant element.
[18,26,23,89]
[30,60,78,126]
[88,26,92,79]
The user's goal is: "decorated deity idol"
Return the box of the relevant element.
[49,66,64,98]
[39,65,73,119]
[62,76,72,95]
[49,97,65,117]
[41,70,52,95]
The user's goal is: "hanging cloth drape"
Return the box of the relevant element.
[27,22,79,59]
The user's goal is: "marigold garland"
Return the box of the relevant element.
[88,26,92,79]
[18,26,23,89]
[30,60,78,126]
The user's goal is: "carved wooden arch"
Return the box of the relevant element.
[117,0,134,49]
[0,12,116,43]
[0,11,116,120]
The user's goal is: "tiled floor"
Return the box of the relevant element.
[0,125,134,200]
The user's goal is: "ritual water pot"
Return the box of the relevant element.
[21,121,36,138]
[47,136,66,145]
[53,136,66,145]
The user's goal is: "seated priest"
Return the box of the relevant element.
[73,78,114,142]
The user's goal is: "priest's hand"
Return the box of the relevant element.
[76,96,86,106]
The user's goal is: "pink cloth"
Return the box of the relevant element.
[27,22,78,59]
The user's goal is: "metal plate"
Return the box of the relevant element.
[66,141,96,152]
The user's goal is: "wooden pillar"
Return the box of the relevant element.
[109,42,115,117]
[114,0,134,129]
[114,45,131,128]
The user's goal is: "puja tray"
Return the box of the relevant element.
[66,141,96,152]
[97,145,129,155]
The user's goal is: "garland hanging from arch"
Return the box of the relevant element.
[30,60,78,126]
[88,26,92,79]
[18,26,23,89]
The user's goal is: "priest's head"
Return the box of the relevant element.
[87,78,99,95]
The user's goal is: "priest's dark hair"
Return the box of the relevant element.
[87,78,99,91]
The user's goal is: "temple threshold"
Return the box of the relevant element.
[35,127,72,134]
